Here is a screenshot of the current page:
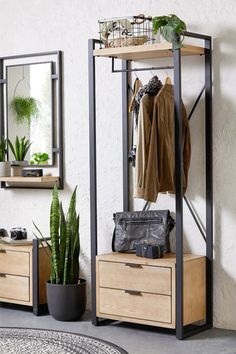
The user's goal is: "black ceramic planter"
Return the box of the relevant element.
[46,279,86,321]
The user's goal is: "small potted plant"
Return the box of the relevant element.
[30,152,49,165]
[0,137,11,177]
[8,136,31,176]
[34,185,86,321]
[10,96,40,126]
[152,14,186,49]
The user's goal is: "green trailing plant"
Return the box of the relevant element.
[10,96,40,125]
[30,152,49,165]
[8,136,31,161]
[0,137,7,162]
[34,185,80,285]
[152,14,186,49]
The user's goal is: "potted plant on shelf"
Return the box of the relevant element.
[152,14,186,49]
[10,96,40,126]
[34,185,86,321]
[30,152,49,165]
[8,136,31,176]
[0,137,10,177]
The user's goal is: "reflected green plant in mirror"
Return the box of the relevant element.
[8,136,31,161]
[30,152,49,165]
[10,96,40,126]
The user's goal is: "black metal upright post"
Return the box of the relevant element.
[174,46,184,340]
[0,59,4,138]
[57,51,64,189]
[205,36,213,328]
[122,60,129,212]
[88,39,98,326]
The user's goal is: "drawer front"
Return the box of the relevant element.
[0,250,30,276]
[98,261,171,295]
[98,287,172,323]
[0,274,30,302]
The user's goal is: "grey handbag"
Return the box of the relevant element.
[112,210,175,253]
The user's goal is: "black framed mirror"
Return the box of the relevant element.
[0,51,63,189]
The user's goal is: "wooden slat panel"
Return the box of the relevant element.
[93,43,204,60]
[98,288,172,324]
[0,275,29,302]
[183,257,206,325]
[98,261,171,295]
[0,250,29,276]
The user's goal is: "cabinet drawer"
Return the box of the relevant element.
[0,250,30,276]
[98,287,172,323]
[98,261,171,295]
[0,274,30,302]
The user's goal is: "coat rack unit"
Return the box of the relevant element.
[88,31,213,340]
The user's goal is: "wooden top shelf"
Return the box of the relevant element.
[0,176,59,183]
[93,43,205,61]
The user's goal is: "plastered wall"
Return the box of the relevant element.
[0,0,235,330]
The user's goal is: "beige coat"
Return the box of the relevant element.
[134,83,191,203]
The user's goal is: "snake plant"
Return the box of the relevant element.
[8,136,31,161]
[34,185,80,285]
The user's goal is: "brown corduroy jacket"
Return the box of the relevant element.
[134,82,191,203]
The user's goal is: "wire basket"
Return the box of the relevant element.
[98,15,154,48]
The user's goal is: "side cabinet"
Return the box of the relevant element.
[96,253,206,328]
[0,241,50,315]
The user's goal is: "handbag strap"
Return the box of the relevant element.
[143,201,151,211]
[112,227,116,252]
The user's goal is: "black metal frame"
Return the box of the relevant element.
[88,31,213,339]
[0,51,64,189]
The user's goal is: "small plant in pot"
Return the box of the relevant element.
[0,137,11,177]
[152,14,186,49]
[8,136,31,176]
[34,185,86,321]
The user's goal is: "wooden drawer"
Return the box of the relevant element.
[98,261,171,295]
[98,287,172,324]
[0,274,30,302]
[0,249,30,276]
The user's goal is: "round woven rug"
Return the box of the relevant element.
[0,328,128,354]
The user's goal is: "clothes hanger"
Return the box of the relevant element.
[164,70,172,85]
[165,76,172,85]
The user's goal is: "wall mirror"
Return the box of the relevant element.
[0,51,63,189]
[7,62,53,165]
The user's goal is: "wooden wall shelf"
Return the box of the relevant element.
[0,176,59,183]
[93,43,205,61]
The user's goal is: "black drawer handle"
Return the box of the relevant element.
[125,263,142,268]
[125,290,142,296]
[0,273,6,277]
[0,249,6,254]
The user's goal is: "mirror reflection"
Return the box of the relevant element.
[7,62,53,165]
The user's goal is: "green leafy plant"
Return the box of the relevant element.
[8,136,31,161]
[34,185,80,285]
[30,152,49,165]
[0,137,7,162]
[152,14,186,49]
[10,96,39,125]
